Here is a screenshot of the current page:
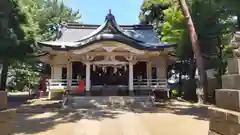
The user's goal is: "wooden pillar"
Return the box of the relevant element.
[147,61,152,86]
[129,62,134,91]
[67,60,72,86]
[50,65,54,79]
[85,62,91,91]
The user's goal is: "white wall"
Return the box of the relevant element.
[51,54,67,79]
[150,55,167,79]
[52,67,62,79]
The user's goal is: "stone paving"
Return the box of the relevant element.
[14,101,209,135]
[71,109,209,135]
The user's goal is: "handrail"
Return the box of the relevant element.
[133,79,166,81]
[47,79,168,89]
[46,78,169,97]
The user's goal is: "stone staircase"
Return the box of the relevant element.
[208,57,240,134]
[231,31,240,57]
[67,96,154,110]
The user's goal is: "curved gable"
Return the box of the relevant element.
[38,11,176,51]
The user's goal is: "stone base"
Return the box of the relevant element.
[85,91,90,96]
[0,109,16,135]
[226,58,240,75]
[48,92,63,100]
[129,91,135,96]
[68,96,153,109]
[208,107,240,135]
[0,91,8,110]
[215,89,240,112]
[222,74,240,89]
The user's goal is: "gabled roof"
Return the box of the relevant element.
[38,11,175,51]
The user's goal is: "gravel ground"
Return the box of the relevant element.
[13,99,209,135]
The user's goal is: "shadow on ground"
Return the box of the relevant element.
[15,111,81,134]
[131,100,209,121]
[155,102,209,121]
[14,98,209,134]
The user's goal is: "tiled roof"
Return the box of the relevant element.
[39,12,176,50]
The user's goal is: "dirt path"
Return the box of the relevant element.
[14,101,209,135]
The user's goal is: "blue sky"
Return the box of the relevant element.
[65,0,143,24]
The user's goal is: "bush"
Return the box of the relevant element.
[171,89,178,96]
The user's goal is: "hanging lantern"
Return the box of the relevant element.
[114,67,117,73]
[102,66,104,72]
[102,66,106,73]
[124,65,127,71]
[93,65,96,71]
[105,66,107,73]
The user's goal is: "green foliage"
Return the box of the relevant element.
[8,60,40,90]
[140,0,235,66]
[37,0,81,40]
[161,7,184,43]
[0,0,38,89]
[140,0,235,100]
[139,0,172,24]
[171,89,178,95]
[139,0,174,38]
[215,0,240,29]
[0,0,81,90]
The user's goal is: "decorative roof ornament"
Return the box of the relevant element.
[105,9,115,21]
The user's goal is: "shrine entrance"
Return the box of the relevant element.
[89,65,128,96]
[91,66,128,86]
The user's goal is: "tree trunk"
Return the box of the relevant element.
[190,58,196,79]
[178,0,208,104]
[0,60,9,91]
[217,36,223,88]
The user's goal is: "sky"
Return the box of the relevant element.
[65,0,143,25]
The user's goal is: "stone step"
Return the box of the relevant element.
[0,109,16,135]
[0,91,7,110]
[215,89,240,112]
[208,107,240,135]
[222,74,240,89]
[67,96,153,109]
[234,35,240,41]
[226,58,240,75]
[235,31,240,35]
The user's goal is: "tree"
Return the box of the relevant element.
[8,60,40,91]
[139,0,235,102]
[37,0,81,41]
[0,0,81,91]
[215,0,240,30]
[0,0,36,90]
[177,0,208,103]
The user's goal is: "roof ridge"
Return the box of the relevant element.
[65,23,153,30]
[66,22,153,27]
